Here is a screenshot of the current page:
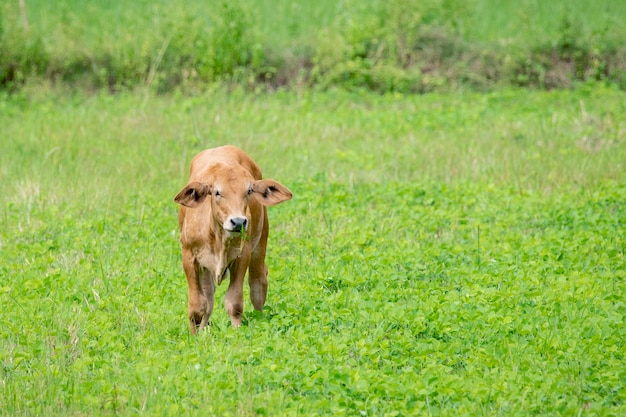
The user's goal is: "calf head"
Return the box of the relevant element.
[174,165,292,236]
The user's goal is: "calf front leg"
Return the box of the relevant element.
[248,256,268,311]
[183,249,214,334]
[249,211,269,311]
[225,248,250,327]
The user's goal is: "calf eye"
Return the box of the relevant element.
[214,190,221,197]
[247,188,253,196]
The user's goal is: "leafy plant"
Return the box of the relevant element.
[1,0,626,92]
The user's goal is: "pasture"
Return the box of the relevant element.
[1,85,625,415]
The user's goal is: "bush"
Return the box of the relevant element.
[162,1,263,90]
[1,0,625,93]
[0,19,49,90]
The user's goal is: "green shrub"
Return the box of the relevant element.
[1,0,625,93]
[0,19,49,90]
[164,1,262,89]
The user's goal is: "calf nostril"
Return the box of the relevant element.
[229,217,248,232]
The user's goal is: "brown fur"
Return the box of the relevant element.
[174,146,292,333]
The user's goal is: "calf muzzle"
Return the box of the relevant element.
[225,216,248,233]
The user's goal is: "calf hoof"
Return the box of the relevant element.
[224,301,243,328]
[189,312,209,334]
[230,316,242,328]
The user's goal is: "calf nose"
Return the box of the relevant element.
[227,217,248,233]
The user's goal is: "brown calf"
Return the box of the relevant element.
[174,146,292,333]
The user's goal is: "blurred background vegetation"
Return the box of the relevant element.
[1,0,625,94]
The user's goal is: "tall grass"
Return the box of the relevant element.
[1,0,625,92]
[456,0,625,45]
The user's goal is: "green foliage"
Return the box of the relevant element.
[164,0,263,89]
[310,0,435,93]
[0,2,48,90]
[1,0,625,92]
[1,87,625,415]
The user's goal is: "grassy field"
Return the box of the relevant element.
[1,85,625,415]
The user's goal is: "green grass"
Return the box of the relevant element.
[1,86,625,415]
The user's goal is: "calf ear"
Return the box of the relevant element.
[252,179,293,206]
[174,182,211,207]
